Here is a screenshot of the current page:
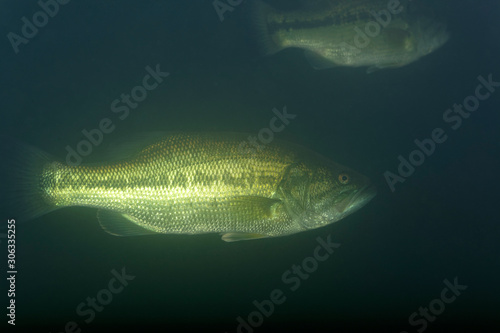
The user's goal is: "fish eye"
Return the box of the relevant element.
[338,173,350,185]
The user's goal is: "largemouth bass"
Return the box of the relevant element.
[251,0,449,72]
[15,133,375,242]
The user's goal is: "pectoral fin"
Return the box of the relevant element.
[384,28,411,47]
[219,196,281,242]
[97,210,157,236]
[221,233,269,242]
[219,196,282,222]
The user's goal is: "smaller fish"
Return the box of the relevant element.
[250,0,450,72]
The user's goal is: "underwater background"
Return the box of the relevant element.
[1,0,499,332]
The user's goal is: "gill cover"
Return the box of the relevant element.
[276,162,316,229]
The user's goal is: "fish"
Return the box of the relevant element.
[250,0,450,73]
[13,133,376,242]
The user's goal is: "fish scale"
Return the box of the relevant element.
[267,0,401,33]
[40,133,295,235]
[253,0,449,72]
[20,132,375,241]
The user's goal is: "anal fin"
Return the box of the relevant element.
[304,50,338,70]
[97,210,157,237]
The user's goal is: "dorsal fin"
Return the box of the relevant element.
[101,131,170,162]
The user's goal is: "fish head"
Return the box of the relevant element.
[278,156,376,231]
[412,17,450,57]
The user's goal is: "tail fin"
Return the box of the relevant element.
[249,0,282,56]
[2,140,57,223]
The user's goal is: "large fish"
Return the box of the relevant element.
[14,133,376,242]
[251,0,450,72]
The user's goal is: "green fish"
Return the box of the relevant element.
[14,133,375,242]
[251,0,449,72]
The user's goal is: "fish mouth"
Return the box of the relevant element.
[353,183,377,207]
[426,22,449,45]
[416,18,450,54]
[338,183,377,214]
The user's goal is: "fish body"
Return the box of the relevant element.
[252,0,449,72]
[18,133,375,242]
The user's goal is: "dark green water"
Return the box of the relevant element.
[1,1,499,332]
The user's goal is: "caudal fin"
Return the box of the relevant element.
[249,0,282,56]
[3,141,57,222]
